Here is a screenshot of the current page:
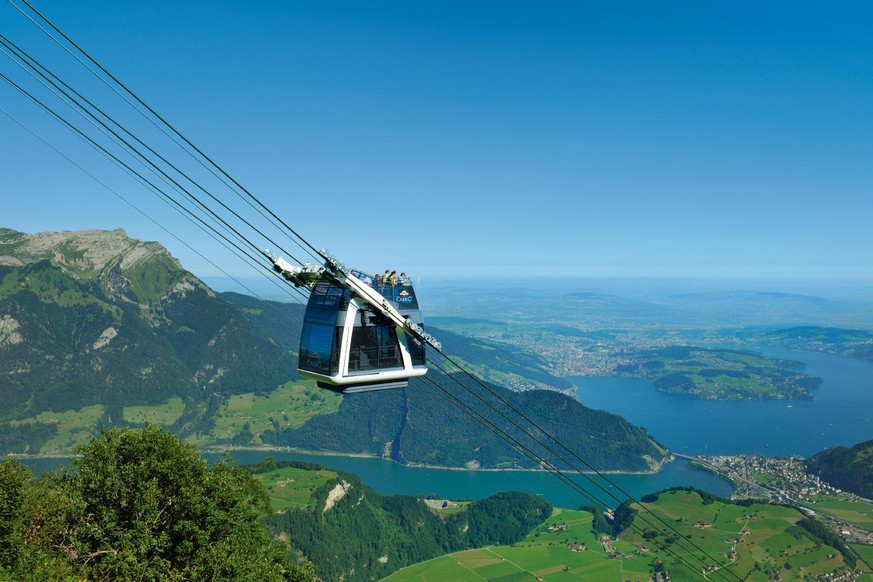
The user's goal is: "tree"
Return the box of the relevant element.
[2,426,315,581]
[0,459,31,570]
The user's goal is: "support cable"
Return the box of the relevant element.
[0,104,308,327]
[0,34,309,268]
[0,70,310,304]
[418,372,733,581]
[430,350,742,581]
[9,0,324,263]
[0,36,309,271]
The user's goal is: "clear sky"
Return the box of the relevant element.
[2,1,872,284]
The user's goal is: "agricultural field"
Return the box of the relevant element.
[386,508,646,582]
[123,397,185,425]
[624,490,859,581]
[807,494,873,529]
[11,404,104,453]
[207,381,341,444]
[386,491,870,581]
[853,544,873,573]
[253,464,338,512]
[752,473,778,486]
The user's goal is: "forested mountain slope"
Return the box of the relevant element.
[264,376,665,471]
[806,439,873,498]
[0,228,294,435]
[258,460,552,582]
[0,228,667,471]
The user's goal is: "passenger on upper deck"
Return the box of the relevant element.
[399,272,410,286]
[388,271,397,286]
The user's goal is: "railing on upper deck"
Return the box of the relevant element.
[351,270,419,310]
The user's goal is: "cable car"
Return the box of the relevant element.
[297,272,429,393]
[265,252,438,394]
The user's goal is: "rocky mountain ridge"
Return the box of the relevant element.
[0,227,294,426]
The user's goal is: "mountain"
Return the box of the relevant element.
[264,374,665,471]
[0,228,667,471]
[424,285,678,327]
[0,228,296,445]
[806,440,873,498]
[659,290,850,326]
[427,326,571,390]
[424,283,873,328]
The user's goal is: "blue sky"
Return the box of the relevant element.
[2,1,872,284]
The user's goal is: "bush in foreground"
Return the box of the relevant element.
[0,425,314,581]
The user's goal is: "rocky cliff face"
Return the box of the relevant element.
[0,228,165,271]
[0,228,212,322]
[0,227,295,426]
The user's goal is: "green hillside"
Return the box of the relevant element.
[616,345,821,400]
[0,228,666,471]
[256,460,552,581]
[386,489,868,581]
[806,440,873,499]
[0,229,298,452]
[262,374,666,471]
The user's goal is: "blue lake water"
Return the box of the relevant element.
[573,346,873,458]
[214,450,732,509]
[24,345,867,509]
[19,451,731,510]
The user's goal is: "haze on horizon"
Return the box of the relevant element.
[2,1,871,284]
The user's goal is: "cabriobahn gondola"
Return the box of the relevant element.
[266,253,438,394]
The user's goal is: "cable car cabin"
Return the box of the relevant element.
[298,276,427,394]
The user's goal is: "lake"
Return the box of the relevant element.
[573,346,873,457]
[218,450,731,509]
[27,344,866,509]
[18,450,731,510]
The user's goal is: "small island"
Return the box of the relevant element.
[616,346,822,400]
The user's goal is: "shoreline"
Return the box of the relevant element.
[8,446,676,476]
[196,445,676,475]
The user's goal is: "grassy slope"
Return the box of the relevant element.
[807,494,873,529]
[386,490,871,581]
[254,465,339,512]
[9,380,340,454]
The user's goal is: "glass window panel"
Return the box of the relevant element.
[305,306,339,326]
[299,322,338,375]
[408,335,425,366]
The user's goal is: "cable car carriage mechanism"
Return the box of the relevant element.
[265,251,440,394]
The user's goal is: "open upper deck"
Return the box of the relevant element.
[351,270,419,312]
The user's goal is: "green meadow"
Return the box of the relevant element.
[624,490,854,581]
[385,491,869,581]
[11,404,104,454]
[386,508,641,582]
[853,544,873,573]
[807,494,873,529]
[123,397,185,425]
[7,381,342,454]
[205,381,340,445]
[254,464,338,511]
